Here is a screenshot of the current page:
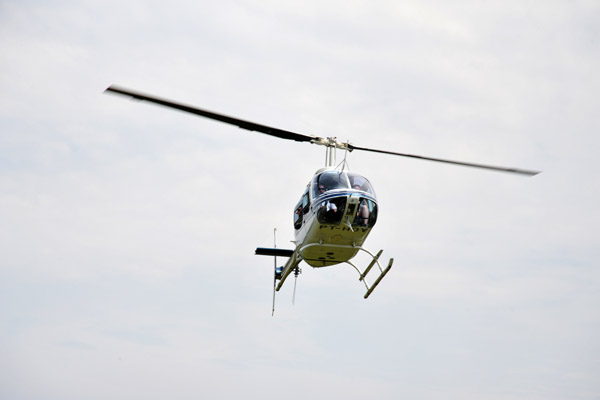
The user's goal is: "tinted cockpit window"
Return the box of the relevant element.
[352,198,378,228]
[312,171,350,198]
[316,196,347,225]
[347,173,374,195]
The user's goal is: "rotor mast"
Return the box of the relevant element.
[311,137,351,167]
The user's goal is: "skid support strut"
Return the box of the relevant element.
[257,243,393,298]
[297,243,393,299]
[344,248,394,299]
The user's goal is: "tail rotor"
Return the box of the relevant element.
[292,265,302,305]
[272,228,278,316]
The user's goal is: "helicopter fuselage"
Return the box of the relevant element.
[292,167,378,267]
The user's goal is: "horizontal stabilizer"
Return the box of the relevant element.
[255,247,294,257]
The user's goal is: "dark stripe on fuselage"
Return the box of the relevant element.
[313,190,377,205]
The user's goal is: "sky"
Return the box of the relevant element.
[1,0,599,399]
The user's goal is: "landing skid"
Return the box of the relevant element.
[261,243,393,298]
[345,248,394,299]
[300,243,393,298]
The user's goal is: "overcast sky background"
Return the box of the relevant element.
[1,1,599,399]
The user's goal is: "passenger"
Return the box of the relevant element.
[354,192,370,227]
[350,183,370,225]
[356,200,370,226]
[322,200,338,213]
[318,185,339,222]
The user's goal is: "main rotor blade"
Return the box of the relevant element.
[104,85,315,143]
[348,144,541,176]
[105,85,540,176]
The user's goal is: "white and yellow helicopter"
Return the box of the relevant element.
[105,85,540,305]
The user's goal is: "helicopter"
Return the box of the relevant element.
[105,85,540,305]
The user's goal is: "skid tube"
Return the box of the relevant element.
[298,243,393,299]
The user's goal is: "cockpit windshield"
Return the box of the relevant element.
[347,173,375,195]
[312,171,349,198]
[312,170,375,199]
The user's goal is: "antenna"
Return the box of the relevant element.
[272,228,277,316]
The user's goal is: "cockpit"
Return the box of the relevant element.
[294,170,378,229]
[311,171,375,199]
